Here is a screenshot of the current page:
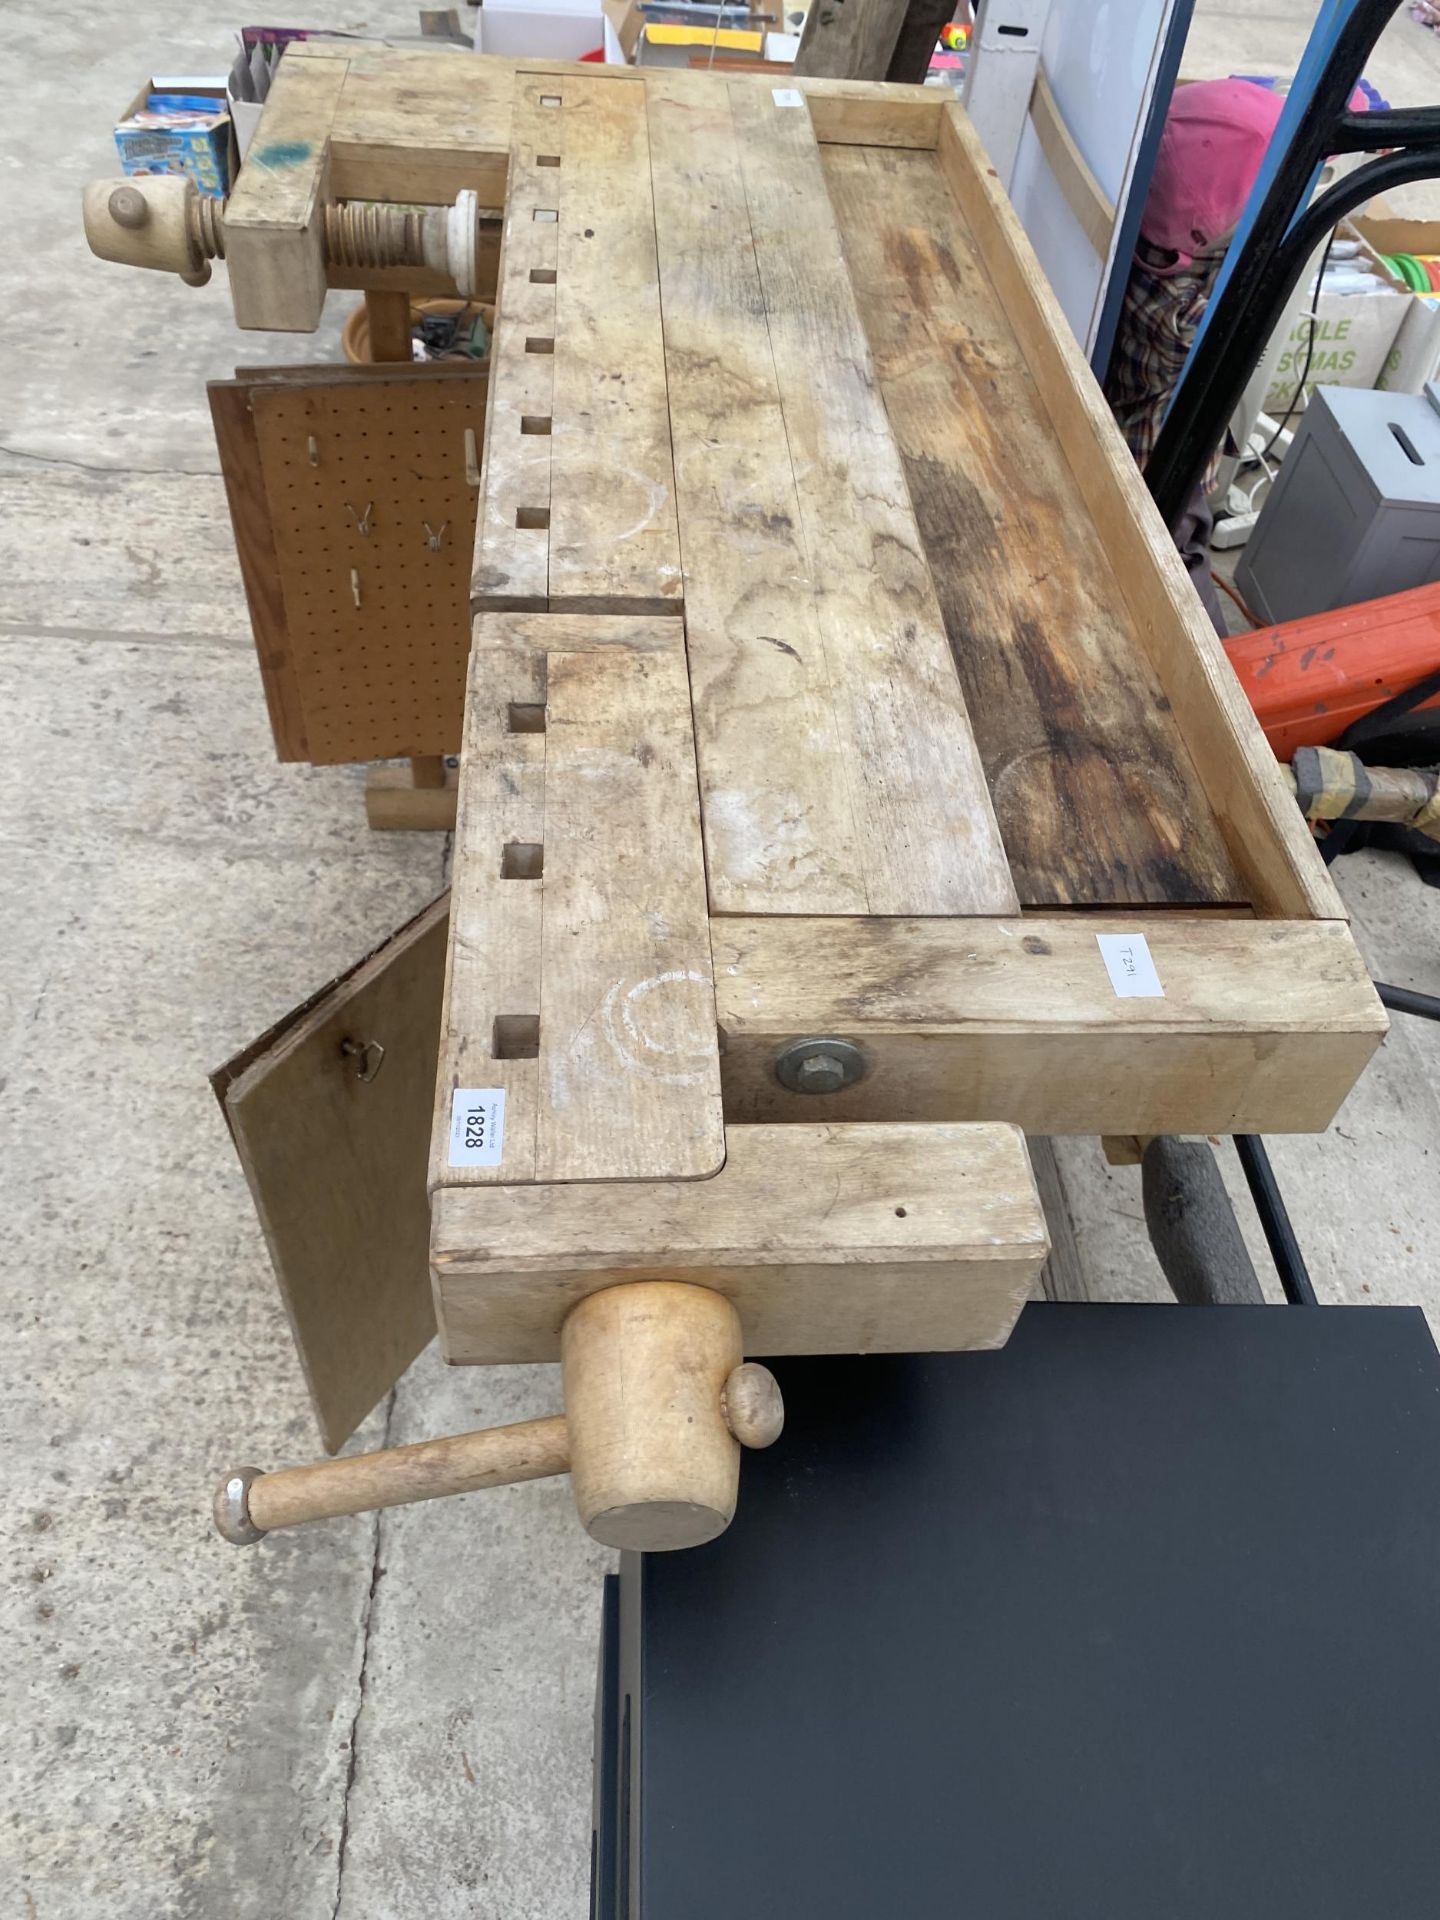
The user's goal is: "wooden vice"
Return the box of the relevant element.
[216,1283,785,1552]
[80,49,1386,1555]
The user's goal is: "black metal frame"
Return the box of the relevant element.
[1144,0,1440,530]
[1129,0,1440,1307]
[1229,987,1439,1306]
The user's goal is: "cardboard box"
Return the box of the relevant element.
[1355,213,1440,395]
[603,0,645,60]
[227,95,264,161]
[474,0,607,60]
[115,77,235,199]
[636,20,767,64]
[1261,226,1409,415]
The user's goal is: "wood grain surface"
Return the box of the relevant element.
[213,895,449,1452]
[647,74,868,914]
[547,74,682,613]
[432,1120,1047,1361]
[725,83,1017,916]
[434,612,724,1189]
[712,913,1386,1136]
[822,142,1244,909]
[934,102,1343,921]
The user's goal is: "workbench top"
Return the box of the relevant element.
[214,47,1384,1410]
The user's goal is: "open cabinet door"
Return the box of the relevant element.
[211,894,449,1452]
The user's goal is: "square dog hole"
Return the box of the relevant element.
[515,506,550,530]
[521,416,552,436]
[537,154,561,167]
[525,336,555,355]
[540,93,562,106]
[492,1014,540,1060]
[533,208,559,223]
[530,267,557,285]
[501,841,544,880]
[507,701,546,734]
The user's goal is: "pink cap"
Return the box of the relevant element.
[1142,79,1285,269]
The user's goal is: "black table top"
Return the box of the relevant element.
[609,1304,1440,1920]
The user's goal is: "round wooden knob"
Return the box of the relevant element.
[722,1363,784,1449]
[108,184,149,230]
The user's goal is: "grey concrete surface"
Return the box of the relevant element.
[1,7,607,1918]
[3,1,1440,1916]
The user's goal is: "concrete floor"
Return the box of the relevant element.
[3,2,1439,1916]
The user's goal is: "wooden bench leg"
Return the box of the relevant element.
[365,758,458,831]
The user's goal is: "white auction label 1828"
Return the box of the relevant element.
[448,1087,507,1167]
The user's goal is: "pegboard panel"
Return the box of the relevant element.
[251,373,487,764]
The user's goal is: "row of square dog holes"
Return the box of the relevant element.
[512,68,665,1080]
[518,175,560,525]
[504,80,572,1107]
[498,685,544,1061]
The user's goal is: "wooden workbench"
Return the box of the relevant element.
[220,48,1385,1390]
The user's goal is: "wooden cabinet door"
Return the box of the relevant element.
[212,894,448,1452]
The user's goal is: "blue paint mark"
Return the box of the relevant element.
[255,139,313,168]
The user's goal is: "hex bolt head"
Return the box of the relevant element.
[796,1053,846,1094]
[774,1037,866,1095]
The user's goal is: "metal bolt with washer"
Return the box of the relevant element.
[774,1037,866,1095]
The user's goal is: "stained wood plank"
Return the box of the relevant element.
[431,1121,1047,1363]
[208,381,307,761]
[433,612,723,1190]
[792,0,909,81]
[213,895,448,1452]
[728,83,1017,917]
[546,73,682,614]
[821,143,1245,910]
[712,913,1387,1136]
[471,80,559,612]
[935,101,1343,921]
[646,74,867,914]
[537,638,723,1180]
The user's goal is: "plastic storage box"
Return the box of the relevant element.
[1236,381,1440,623]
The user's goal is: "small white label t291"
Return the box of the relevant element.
[1095,932,1164,999]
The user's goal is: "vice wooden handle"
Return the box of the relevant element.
[212,1330,784,1549]
[215,1414,571,1541]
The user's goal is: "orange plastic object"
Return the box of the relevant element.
[1223,581,1440,756]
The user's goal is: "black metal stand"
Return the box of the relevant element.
[1377,981,1440,1021]
[1234,1135,1318,1306]
[1144,0,1440,529]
